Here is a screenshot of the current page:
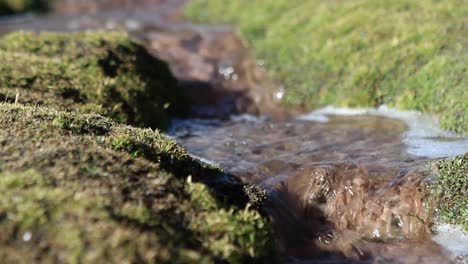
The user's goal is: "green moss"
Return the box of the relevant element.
[0,170,198,263]
[0,103,277,262]
[431,153,467,229]
[0,31,190,130]
[186,0,468,133]
[0,29,276,262]
[0,0,48,15]
[243,184,268,208]
[186,179,275,263]
[106,126,186,161]
[52,112,114,135]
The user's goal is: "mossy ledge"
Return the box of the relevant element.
[0,30,190,130]
[0,103,277,263]
[0,30,277,262]
[430,153,468,229]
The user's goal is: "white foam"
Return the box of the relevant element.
[192,154,220,167]
[168,118,223,137]
[299,105,468,158]
[432,224,468,260]
[230,114,266,123]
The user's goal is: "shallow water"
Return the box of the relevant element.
[171,110,467,263]
[1,1,467,263]
[0,0,286,120]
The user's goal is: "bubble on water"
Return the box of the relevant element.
[257,59,265,66]
[191,154,219,167]
[230,114,266,123]
[218,65,235,80]
[105,20,117,29]
[274,87,285,100]
[373,228,381,238]
[344,185,354,196]
[22,231,32,242]
[125,19,141,31]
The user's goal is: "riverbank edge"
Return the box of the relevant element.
[184,1,468,228]
[185,0,467,134]
[0,30,279,263]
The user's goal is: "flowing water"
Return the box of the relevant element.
[1,1,467,263]
[171,108,468,263]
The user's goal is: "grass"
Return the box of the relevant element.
[431,153,467,229]
[186,0,468,133]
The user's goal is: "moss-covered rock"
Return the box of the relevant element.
[0,103,276,263]
[0,31,190,130]
[0,29,277,262]
[431,153,467,229]
[0,0,48,15]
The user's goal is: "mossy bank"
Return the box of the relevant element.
[0,31,277,263]
[0,31,189,130]
[186,0,468,133]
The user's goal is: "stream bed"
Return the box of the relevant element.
[1,1,467,263]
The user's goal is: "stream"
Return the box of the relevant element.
[171,108,468,263]
[1,1,467,263]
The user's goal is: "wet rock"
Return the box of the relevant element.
[280,162,430,241]
[145,27,286,119]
